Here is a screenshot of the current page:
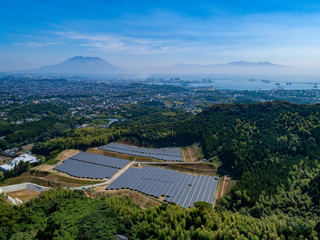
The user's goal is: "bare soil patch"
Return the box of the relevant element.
[46,172,103,184]
[215,176,233,199]
[10,177,50,187]
[183,148,192,162]
[33,164,56,172]
[7,189,39,201]
[22,143,34,152]
[0,156,13,164]
[189,145,201,161]
[184,145,201,162]
[56,149,80,161]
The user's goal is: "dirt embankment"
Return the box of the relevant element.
[34,149,80,173]
[184,145,201,162]
[56,149,80,161]
[86,189,161,208]
[1,170,103,188]
[145,163,218,175]
[215,176,233,199]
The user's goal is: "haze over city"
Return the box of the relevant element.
[1,0,320,75]
[3,2,320,239]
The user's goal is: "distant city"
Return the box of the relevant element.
[1,76,320,125]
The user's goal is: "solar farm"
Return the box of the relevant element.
[52,147,219,208]
[54,152,130,179]
[99,142,184,161]
[107,166,219,208]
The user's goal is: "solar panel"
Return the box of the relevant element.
[99,143,184,161]
[171,174,191,203]
[70,152,130,168]
[54,152,128,179]
[106,166,218,208]
[176,175,197,206]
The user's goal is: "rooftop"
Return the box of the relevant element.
[0,154,39,171]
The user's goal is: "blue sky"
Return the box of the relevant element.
[1,0,320,70]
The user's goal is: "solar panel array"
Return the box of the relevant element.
[54,152,130,179]
[68,152,130,168]
[99,143,184,161]
[106,166,219,208]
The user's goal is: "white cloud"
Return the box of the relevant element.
[9,11,320,68]
[14,41,62,48]
[54,32,175,54]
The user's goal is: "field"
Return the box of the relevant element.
[6,189,39,201]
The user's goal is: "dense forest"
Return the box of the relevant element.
[3,101,320,239]
[32,101,191,161]
[4,103,69,122]
[0,103,74,150]
[113,101,192,126]
[33,102,320,214]
[0,188,319,239]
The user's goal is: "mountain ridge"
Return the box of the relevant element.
[31,56,124,74]
[156,61,286,74]
[173,61,284,67]
[24,57,287,75]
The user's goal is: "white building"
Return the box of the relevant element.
[0,154,39,172]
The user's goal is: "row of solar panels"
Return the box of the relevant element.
[106,166,218,208]
[99,143,184,162]
[54,159,119,179]
[70,152,129,169]
[105,143,182,157]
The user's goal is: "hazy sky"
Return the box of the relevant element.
[1,0,320,70]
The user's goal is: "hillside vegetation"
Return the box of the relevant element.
[125,102,320,217]
[0,188,318,239]
[5,101,320,239]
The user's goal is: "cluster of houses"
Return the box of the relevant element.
[0,154,40,172]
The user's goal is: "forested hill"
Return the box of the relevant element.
[125,101,320,218]
[4,101,320,238]
[32,101,320,221]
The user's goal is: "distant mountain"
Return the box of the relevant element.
[152,61,287,74]
[224,61,282,67]
[31,56,124,74]
[24,58,288,75]
[172,61,283,68]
